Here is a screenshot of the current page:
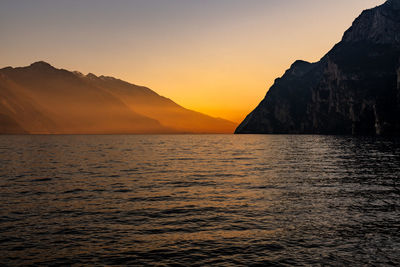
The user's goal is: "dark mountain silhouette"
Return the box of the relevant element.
[0,62,236,134]
[236,0,400,135]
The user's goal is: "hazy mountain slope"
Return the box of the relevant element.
[0,61,235,134]
[0,73,57,134]
[236,0,400,135]
[0,62,171,134]
[82,74,236,133]
[0,114,26,134]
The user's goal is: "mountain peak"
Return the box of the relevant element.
[236,1,400,135]
[29,61,54,69]
[86,73,98,79]
[341,0,400,44]
[286,60,315,77]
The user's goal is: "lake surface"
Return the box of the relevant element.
[1,135,400,266]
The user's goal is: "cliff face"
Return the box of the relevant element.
[236,0,400,135]
[397,61,400,109]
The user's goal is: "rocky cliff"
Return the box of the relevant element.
[236,0,400,135]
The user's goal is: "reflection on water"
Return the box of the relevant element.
[0,135,400,265]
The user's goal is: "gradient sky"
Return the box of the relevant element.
[0,0,385,122]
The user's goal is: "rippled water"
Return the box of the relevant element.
[1,135,400,266]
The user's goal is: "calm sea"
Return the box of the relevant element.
[1,135,400,266]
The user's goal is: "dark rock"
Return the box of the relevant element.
[236,0,400,135]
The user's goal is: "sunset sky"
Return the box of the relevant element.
[1,0,384,123]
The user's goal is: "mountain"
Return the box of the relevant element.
[236,0,400,135]
[0,62,236,134]
[81,73,236,134]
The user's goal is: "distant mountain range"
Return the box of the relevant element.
[0,62,236,134]
[236,0,400,135]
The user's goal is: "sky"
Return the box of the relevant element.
[0,0,385,123]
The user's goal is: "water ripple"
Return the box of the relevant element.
[0,135,399,265]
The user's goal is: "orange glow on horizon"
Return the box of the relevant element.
[0,0,385,125]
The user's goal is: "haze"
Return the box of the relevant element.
[0,0,384,122]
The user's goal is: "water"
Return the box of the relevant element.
[0,135,400,266]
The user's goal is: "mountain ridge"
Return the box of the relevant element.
[0,62,236,134]
[236,0,400,135]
